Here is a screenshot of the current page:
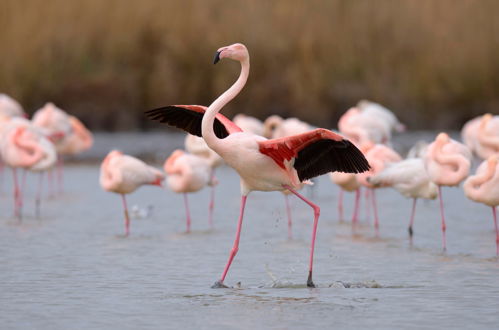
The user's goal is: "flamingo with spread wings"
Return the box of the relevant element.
[146,43,370,288]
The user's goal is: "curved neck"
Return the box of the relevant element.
[433,141,470,183]
[202,58,250,150]
[464,161,497,200]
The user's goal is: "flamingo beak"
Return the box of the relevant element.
[151,178,163,187]
[213,50,222,64]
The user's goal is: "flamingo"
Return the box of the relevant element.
[32,102,73,194]
[164,149,216,233]
[146,43,370,288]
[232,114,264,136]
[367,158,438,238]
[357,143,402,231]
[185,133,222,226]
[424,132,472,251]
[463,156,499,255]
[461,114,499,160]
[58,116,94,156]
[99,150,164,236]
[0,94,25,118]
[0,118,56,218]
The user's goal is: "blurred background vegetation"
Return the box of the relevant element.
[0,0,498,131]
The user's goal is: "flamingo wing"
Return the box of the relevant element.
[145,105,242,138]
[259,128,370,181]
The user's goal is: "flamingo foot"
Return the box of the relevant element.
[307,271,315,288]
[211,280,229,289]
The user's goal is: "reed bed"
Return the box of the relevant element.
[0,0,498,130]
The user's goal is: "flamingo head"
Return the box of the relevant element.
[213,43,249,64]
[435,132,450,145]
[163,149,184,174]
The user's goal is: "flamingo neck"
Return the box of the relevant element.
[13,130,44,167]
[433,140,470,184]
[202,58,250,151]
[464,160,497,201]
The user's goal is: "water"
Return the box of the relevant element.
[1,133,498,329]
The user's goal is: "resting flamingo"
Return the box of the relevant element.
[357,143,402,232]
[367,158,438,239]
[0,118,56,218]
[463,156,499,255]
[100,150,164,236]
[146,43,370,288]
[164,149,216,233]
[58,116,94,156]
[424,132,472,251]
[185,134,222,226]
[461,114,499,160]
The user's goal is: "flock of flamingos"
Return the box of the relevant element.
[1,43,498,288]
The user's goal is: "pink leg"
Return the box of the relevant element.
[284,185,320,288]
[212,195,248,288]
[208,185,215,228]
[371,189,379,234]
[121,194,130,236]
[35,173,44,218]
[338,189,344,222]
[408,198,417,245]
[47,169,54,198]
[437,186,447,251]
[184,193,191,233]
[12,168,21,220]
[285,194,293,239]
[492,206,498,256]
[57,156,64,194]
[351,188,360,226]
[365,188,371,222]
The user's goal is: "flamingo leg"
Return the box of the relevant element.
[183,193,191,233]
[208,187,215,228]
[284,185,320,288]
[408,198,417,240]
[57,156,64,194]
[338,189,344,222]
[365,188,371,222]
[285,194,293,239]
[371,189,379,234]
[437,186,447,251]
[212,195,247,288]
[121,194,130,237]
[492,206,498,256]
[35,172,44,218]
[351,188,360,226]
[12,168,21,220]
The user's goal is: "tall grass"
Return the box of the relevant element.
[0,0,498,130]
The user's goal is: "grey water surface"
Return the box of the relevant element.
[1,132,498,330]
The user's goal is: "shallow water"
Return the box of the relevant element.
[1,134,499,329]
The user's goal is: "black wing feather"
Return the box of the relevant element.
[145,106,230,139]
[294,139,370,181]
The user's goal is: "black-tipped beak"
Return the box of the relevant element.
[213,51,221,64]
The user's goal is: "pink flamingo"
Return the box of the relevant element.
[32,102,73,194]
[58,116,94,156]
[184,134,222,226]
[462,114,499,160]
[463,156,499,255]
[164,149,216,233]
[357,143,402,232]
[146,43,370,288]
[0,118,56,218]
[99,150,164,236]
[424,132,472,251]
[367,158,438,239]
